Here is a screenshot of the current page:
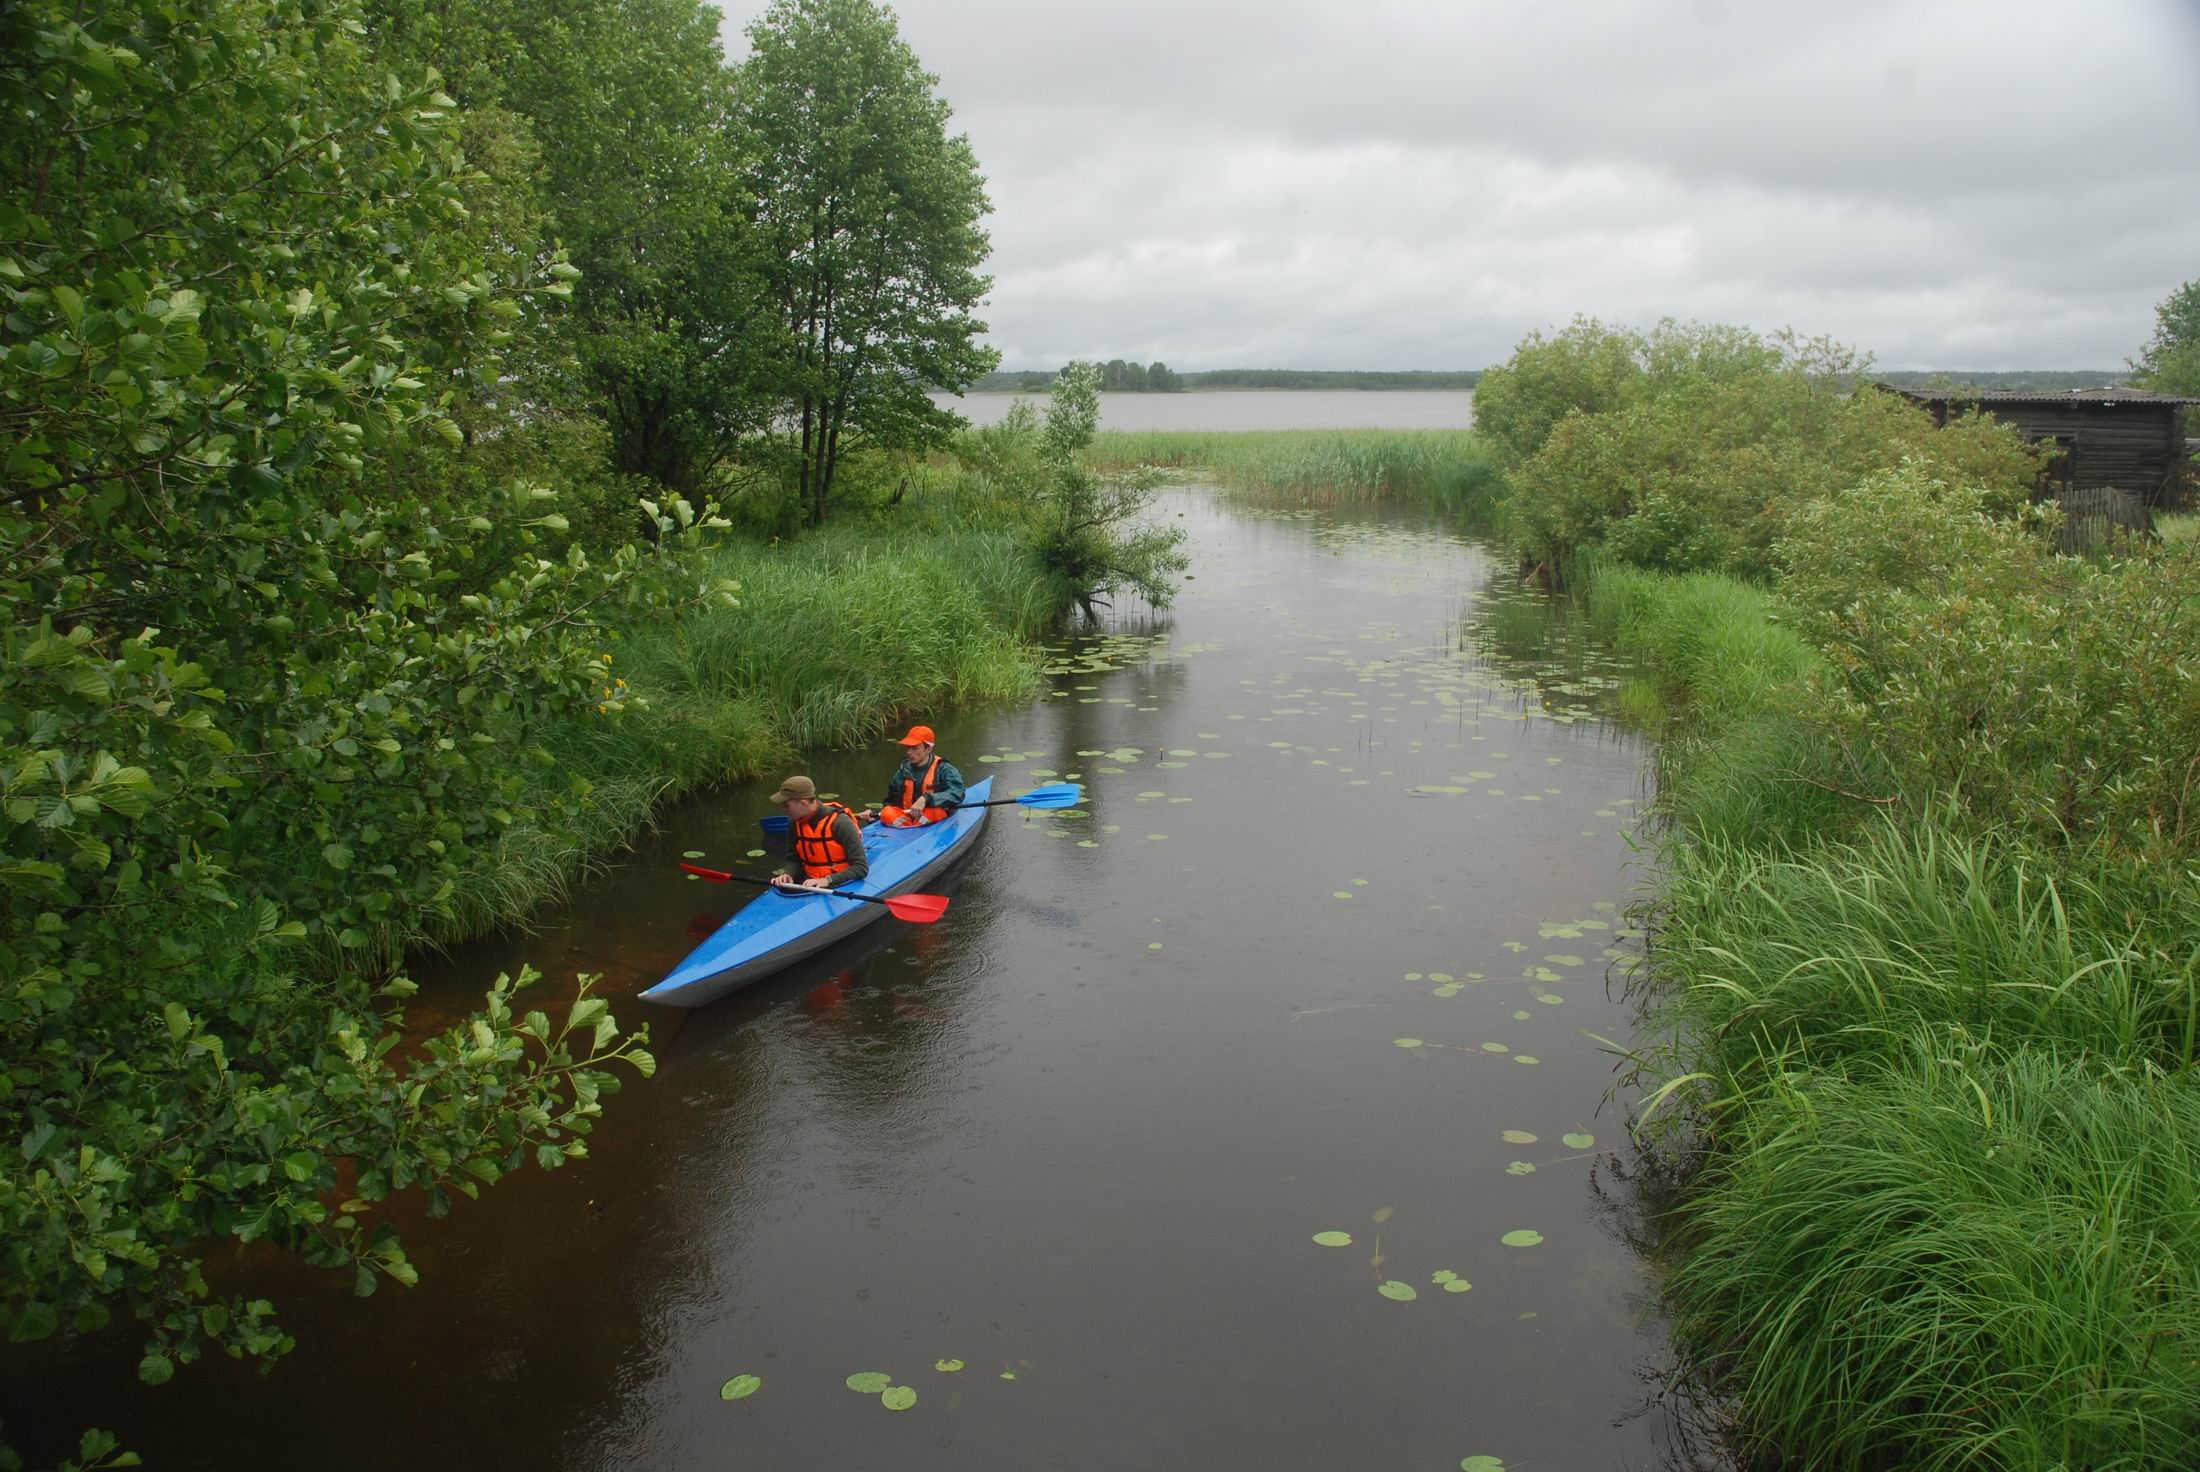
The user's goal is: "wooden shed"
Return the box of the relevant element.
[1883,385,2200,507]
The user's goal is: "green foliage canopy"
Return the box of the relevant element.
[0,0,678,1385]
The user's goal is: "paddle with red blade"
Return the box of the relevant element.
[678,863,950,923]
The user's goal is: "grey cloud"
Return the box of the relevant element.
[718,0,2200,368]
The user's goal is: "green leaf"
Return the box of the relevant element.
[934,1358,964,1372]
[845,1372,892,1394]
[1377,1280,1418,1302]
[9,1303,58,1342]
[1311,1230,1352,1247]
[719,1373,761,1400]
[880,1385,917,1411]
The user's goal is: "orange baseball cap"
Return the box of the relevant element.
[898,725,936,746]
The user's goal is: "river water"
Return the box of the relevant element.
[10,491,1697,1469]
[937,388,1474,431]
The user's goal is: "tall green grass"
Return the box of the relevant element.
[1668,1048,2200,1472]
[1084,429,1502,520]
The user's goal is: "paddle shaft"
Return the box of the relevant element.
[678,863,948,922]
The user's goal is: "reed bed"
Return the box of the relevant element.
[1083,429,1502,519]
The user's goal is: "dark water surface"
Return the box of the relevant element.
[11,494,1695,1470]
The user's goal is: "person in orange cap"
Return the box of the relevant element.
[872,725,965,827]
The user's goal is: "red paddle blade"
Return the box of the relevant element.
[881,893,950,923]
[679,862,733,883]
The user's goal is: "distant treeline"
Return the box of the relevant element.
[970,365,2117,395]
[969,366,1483,393]
[1875,369,2123,392]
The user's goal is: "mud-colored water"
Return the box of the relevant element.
[8,493,1703,1470]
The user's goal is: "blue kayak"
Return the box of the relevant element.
[641,776,992,1007]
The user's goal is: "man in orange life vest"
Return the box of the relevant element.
[767,775,870,891]
[872,725,966,827]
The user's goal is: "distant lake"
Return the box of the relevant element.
[933,388,1475,431]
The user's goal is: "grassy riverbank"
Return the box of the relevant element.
[1083,429,1501,520]
[1591,558,2200,1470]
[442,493,1054,945]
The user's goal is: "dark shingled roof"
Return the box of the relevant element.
[1882,383,2200,406]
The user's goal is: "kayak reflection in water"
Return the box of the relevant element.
[767,774,870,892]
[871,724,965,827]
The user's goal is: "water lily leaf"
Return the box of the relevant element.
[746,848,767,858]
[1378,1280,1418,1302]
[1428,972,1453,983]
[1393,1038,1424,1049]
[682,850,706,859]
[999,1370,1018,1380]
[1443,1279,1472,1293]
[1544,954,1584,967]
[1480,1041,1508,1054]
[1514,1055,1539,1065]
[935,1358,965,1373]
[846,1372,892,1394]
[1501,1130,1537,1144]
[1506,1161,1535,1175]
[1333,891,1354,900]
[1431,1269,1457,1284]
[1371,1206,1393,1224]
[1562,1132,1596,1150]
[1461,1457,1506,1472]
[1535,993,1565,1005]
[1501,1229,1544,1248]
[881,1385,917,1411]
[719,1374,761,1400]
[1312,1230,1353,1247]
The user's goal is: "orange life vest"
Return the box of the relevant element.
[792,801,860,879]
[899,755,943,811]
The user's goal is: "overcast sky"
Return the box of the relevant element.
[717,0,2200,371]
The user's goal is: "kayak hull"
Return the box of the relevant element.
[641,777,992,1007]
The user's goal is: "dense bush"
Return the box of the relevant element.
[1504,360,2038,579]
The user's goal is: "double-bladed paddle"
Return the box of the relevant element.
[756,783,1083,835]
[677,863,950,923]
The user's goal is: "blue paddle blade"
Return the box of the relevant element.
[759,815,789,835]
[1016,783,1082,809]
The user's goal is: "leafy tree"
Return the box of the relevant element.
[2130,278,2200,435]
[736,0,997,523]
[0,0,682,1412]
[363,0,766,495]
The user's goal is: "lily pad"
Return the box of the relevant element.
[1544,954,1584,967]
[1480,1041,1509,1054]
[1431,1269,1458,1284]
[1461,1458,1506,1472]
[935,1358,965,1373]
[746,848,767,858]
[719,1374,761,1400]
[1443,1279,1472,1293]
[682,850,706,859]
[846,1372,892,1394]
[1371,1206,1394,1224]
[1536,993,1565,1005]
[1562,1132,1596,1150]
[1506,1161,1535,1175]
[1312,1230,1353,1247]
[1378,1280,1418,1302]
[1513,1055,1540,1066]
[1393,1038,1423,1049]
[1501,1229,1544,1248]
[881,1385,917,1412]
[1501,1130,1537,1145]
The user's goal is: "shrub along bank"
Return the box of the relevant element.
[1472,323,2200,1468]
